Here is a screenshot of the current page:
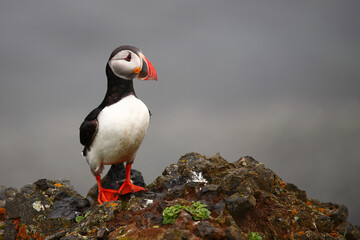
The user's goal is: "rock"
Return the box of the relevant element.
[225,226,243,240]
[44,230,67,240]
[164,185,185,200]
[285,183,307,202]
[200,184,220,198]
[329,203,349,226]
[336,222,360,240]
[143,211,163,226]
[194,221,225,240]
[344,223,360,240]
[161,229,191,240]
[224,192,256,221]
[4,179,89,239]
[294,231,330,240]
[315,215,332,232]
[0,184,17,238]
[1,152,359,239]
[96,227,109,239]
[171,211,193,229]
[0,186,17,201]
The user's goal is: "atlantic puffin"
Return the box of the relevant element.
[79,45,157,204]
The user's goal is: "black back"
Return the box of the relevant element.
[79,63,135,156]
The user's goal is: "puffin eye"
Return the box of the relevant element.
[124,52,131,62]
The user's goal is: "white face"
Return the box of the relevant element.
[108,50,141,80]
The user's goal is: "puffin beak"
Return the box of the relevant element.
[137,54,157,81]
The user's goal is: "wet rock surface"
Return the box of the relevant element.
[1,152,359,239]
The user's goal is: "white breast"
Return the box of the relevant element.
[86,95,150,175]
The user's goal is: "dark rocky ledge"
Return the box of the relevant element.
[1,152,359,239]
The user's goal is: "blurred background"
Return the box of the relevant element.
[0,1,359,224]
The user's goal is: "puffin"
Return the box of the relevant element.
[79,45,157,204]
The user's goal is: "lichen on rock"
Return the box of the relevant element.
[4,179,89,239]
[1,152,359,239]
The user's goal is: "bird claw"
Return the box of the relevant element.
[118,180,146,195]
[95,164,146,204]
[98,188,119,204]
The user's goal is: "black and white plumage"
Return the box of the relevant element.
[79,45,157,203]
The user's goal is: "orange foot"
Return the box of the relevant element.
[118,180,146,195]
[98,187,119,203]
[95,163,146,204]
[96,175,119,204]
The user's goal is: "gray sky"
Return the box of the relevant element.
[0,1,359,224]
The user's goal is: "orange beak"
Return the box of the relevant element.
[138,55,157,81]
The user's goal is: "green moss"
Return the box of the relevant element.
[163,204,184,224]
[248,231,262,240]
[75,210,91,223]
[185,201,211,221]
[162,201,211,224]
[117,237,134,240]
[75,216,84,222]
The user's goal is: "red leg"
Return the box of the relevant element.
[118,163,146,195]
[96,175,119,204]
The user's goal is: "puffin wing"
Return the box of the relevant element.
[79,108,101,156]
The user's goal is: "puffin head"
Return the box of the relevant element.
[107,45,157,81]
